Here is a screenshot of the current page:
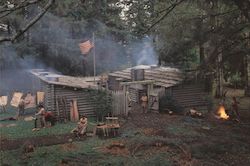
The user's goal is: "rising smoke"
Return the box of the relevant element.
[0,6,159,94]
[0,43,50,95]
[129,36,158,66]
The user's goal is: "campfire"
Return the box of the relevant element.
[216,105,229,120]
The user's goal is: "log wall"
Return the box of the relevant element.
[171,84,209,111]
[41,81,99,120]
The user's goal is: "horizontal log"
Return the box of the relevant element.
[145,71,184,80]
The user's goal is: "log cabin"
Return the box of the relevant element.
[108,65,209,112]
[30,69,102,121]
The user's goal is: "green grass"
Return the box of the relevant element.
[0,120,77,139]
[0,106,18,119]
[1,122,175,165]
[0,107,97,140]
[0,137,108,165]
[165,123,203,138]
[1,137,174,166]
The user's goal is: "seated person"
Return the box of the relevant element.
[71,116,88,137]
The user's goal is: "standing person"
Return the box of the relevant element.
[32,114,40,131]
[17,97,25,117]
[71,116,88,137]
[232,97,240,121]
[33,104,53,131]
[126,91,132,108]
[140,93,148,113]
[35,104,46,128]
[0,105,6,112]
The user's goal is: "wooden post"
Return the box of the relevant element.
[126,86,129,116]
[92,32,96,84]
[55,96,60,121]
[216,53,223,97]
[147,83,152,112]
[246,55,250,96]
[123,85,126,116]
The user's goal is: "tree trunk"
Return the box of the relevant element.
[246,55,250,96]
[216,53,224,97]
[199,42,205,64]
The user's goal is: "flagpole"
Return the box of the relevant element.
[92,32,96,84]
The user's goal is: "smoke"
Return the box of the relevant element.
[129,36,158,66]
[28,10,158,75]
[24,11,132,75]
[0,6,160,95]
[0,43,52,95]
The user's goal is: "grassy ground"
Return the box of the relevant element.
[1,133,178,166]
[0,120,77,140]
[4,112,249,166]
[1,94,250,166]
[1,136,174,166]
[0,107,96,140]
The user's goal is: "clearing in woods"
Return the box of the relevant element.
[1,96,250,165]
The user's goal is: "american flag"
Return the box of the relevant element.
[79,40,94,55]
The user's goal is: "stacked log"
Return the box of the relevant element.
[171,84,208,111]
[144,68,184,88]
[40,80,100,121]
[108,66,184,89]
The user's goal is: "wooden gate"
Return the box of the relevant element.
[111,90,127,116]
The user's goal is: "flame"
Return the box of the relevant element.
[217,105,229,120]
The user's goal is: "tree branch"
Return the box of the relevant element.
[199,26,248,70]
[143,0,185,34]
[190,9,239,21]
[232,0,250,22]
[0,0,42,13]
[0,0,43,19]
[0,0,54,43]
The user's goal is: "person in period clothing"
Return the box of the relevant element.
[17,97,26,118]
[35,104,46,128]
[126,91,132,107]
[140,93,148,113]
[71,116,88,137]
[0,105,6,112]
[231,97,240,121]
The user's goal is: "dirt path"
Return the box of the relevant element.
[0,133,86,151]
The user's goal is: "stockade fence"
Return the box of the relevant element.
[110,90,129,116]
